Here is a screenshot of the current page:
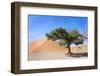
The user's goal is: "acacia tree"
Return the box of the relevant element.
[46,27,85,55]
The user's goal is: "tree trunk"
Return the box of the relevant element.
[68,45,71,54]
[65,45,72,55]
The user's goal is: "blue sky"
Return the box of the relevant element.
[28,15,88,42]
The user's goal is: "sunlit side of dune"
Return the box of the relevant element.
[29,38,47,52]
[29,38,69,53]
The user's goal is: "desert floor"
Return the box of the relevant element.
[29,38,88,60]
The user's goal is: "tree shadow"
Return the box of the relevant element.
[67,52,88,57]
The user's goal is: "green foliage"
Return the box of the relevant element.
[46,27,69,40]
[74,38,84,45]
[46,27,85,47]
[70,29,80,39]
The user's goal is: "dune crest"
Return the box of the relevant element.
[29,38,67,53]
[29,38,87,53]
[29,38,47,52]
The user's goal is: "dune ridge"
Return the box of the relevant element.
[29,38,87,53]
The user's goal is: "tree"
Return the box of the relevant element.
[46,27,85,55]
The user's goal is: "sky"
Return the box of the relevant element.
[28,15,88,43]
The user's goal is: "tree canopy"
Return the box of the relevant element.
[46,27,86,55]
[46,27,84,46]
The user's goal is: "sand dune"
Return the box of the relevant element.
[29,38,67,52]
[29,38,47,52]
[29,38,88,60]
[29,38,87,53]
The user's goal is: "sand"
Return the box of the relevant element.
[29,38,88,60]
